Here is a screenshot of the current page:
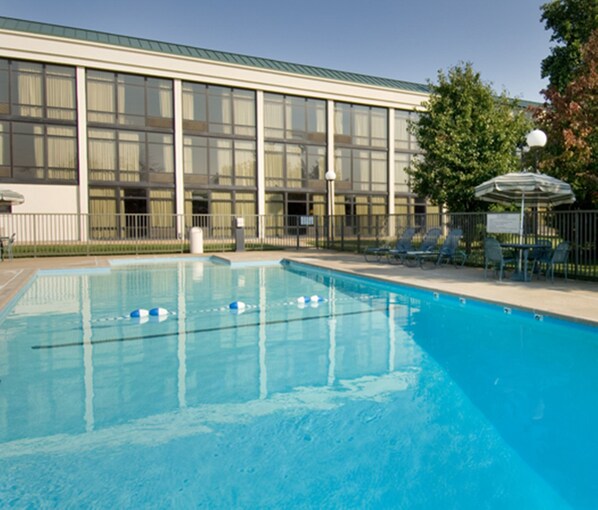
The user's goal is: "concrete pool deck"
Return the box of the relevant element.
[0,250,597,326]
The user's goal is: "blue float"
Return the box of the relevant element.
[296,296,311,305]
[130,308,149,318]
[310,295,324,303]
[229,301,246,311]
[149,307,169,317]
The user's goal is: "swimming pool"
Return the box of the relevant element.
[0,258,596,509]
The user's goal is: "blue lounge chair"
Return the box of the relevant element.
[395,227,442,267]
[484,237,516,281]
[364,227,417,263]
[419,228,467,268]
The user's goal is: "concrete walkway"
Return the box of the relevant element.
[1,250,597,326]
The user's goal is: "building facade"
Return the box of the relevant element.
[0,16,432,235]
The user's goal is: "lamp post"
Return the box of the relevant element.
[525,129,547,245]
[525,129,547,172]
[325,169,336,246]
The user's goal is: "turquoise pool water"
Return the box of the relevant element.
[0,259,597,509]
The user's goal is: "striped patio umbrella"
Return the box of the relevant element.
[0,189,25,205]
[474,171,575,241]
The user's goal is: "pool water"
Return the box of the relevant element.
[0,259,597,509]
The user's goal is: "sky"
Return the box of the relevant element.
[0,0,554,101]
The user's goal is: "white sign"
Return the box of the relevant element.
[487,213,521,234]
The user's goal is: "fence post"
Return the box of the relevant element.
[315,219,319,249]
[574,211,580,277]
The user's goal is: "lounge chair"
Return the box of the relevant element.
[394,227,442,267]
[484,237,516,281]
[419,228,467,268]
[364,227,416,263]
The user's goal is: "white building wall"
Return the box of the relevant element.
[0,30,428,110]
[8,184,79,214]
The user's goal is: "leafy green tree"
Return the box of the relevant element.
[536,29,598,208]
[540,0,598,92]
[408,63,531,212]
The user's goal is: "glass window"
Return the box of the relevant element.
[0,59,8,114]
[183,83,255,137]
[9,61,75,121]
[11,62,43,118]
[47,125,76,180]
[264,93,326,142]
[334,102,388,149]
[334,103,351,138]
[182,82,207,128]
[88,128,116,181]
[334,147,351,184]
[89,128,173,184]
[0,121,9,177]
[208,87,231,134]
[184,135,255,187]
[11,122,76,181]
[264,95,284,139]
[150,189,175,229]
[307,146,325,181]
[117,75,145,126]
[371,108,387,148]
[147,78,173,120]
[87,71,116,124]
[211,139,233,185]
[371,151,387,191]
[147,133,173,173]
[46,66,76,121]
[119,131,144,173]
[234,141,256,187]
[395,110,410,150]
[395,152,410,193]
[183,135,208,176]
[265,142,317,189]
[265,142,284,188]
[233,89,256,137]
[286,145,304,187]
[88,70,172,128]
[334,147,387,192]
[13,122,43,172]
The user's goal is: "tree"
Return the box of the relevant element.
[408,63,530,213]
[540,0,598,92]
[535,29,598,208]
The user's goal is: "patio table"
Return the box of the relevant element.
[500,242,546,282]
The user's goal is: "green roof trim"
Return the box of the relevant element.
[0,16,430,94]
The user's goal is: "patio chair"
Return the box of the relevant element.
[394,227,442,267]
[484,237,516,281]
[543,241,570,282]
[364,227,416,263]
[528,239,553,277]
[419,228,467,268]
[1,233,15,261]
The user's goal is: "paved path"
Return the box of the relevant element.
[1,250,597,326]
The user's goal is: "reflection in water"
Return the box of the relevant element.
[0,262,422,445]
[0,261,596,508]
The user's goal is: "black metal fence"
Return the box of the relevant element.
[0,211,596,280]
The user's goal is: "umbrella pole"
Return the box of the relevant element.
[518,194,525,272]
